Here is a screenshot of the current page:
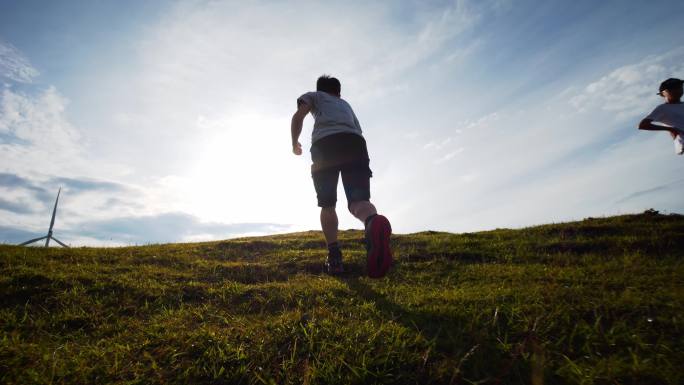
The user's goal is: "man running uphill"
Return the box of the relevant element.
[291,75,392,278]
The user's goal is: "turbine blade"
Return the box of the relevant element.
[51,237,69,248]
[48,187,61,233]
[19,236,48,246]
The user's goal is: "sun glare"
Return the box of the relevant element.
[182,114,313,226]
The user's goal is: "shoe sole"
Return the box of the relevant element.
[367,215,392,278]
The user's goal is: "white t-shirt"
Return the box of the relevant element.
[646,103,684,134]
[297,91,363,143]
[645,102,684,155]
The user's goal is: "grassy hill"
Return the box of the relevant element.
[1,211,683,384]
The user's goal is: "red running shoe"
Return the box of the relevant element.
[365,214,392,278]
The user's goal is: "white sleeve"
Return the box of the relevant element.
[297,92,317,109]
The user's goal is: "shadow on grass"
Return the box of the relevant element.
[340,276,484,356]
[341,274,577,384]
[338,276,519,382]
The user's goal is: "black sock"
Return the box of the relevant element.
[364,214,378,228]
[327,241,339,250]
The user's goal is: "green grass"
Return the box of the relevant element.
[1,211,683,384]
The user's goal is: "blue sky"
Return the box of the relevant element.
[1,0,683,246]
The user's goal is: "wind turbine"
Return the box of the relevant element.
[19,187,69,248]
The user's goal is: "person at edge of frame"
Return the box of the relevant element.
[638,77,684,155]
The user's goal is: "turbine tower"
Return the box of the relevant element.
[19,187,69,248]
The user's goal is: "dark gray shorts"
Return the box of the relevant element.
[310,133,372,208]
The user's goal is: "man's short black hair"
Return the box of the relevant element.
[659,78,684,95]
[317,75,341,95]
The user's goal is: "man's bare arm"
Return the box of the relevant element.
[291,103,311,155]
[639,118,679,139]
[639,118,674,131]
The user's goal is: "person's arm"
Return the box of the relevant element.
[291,102,311,155]
[638,118,667,131]
[639,118,679,139]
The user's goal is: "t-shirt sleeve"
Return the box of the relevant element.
[297,92,317,109]
[352,111,362,131]
[645,105,665,122]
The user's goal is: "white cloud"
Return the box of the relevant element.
[423,137,452,150]
[434,147,464,164]
[0,87,84,175]
[569,47,684,119]
[0,41,39,83]
[0,86,133,186]
[127,0,478,111]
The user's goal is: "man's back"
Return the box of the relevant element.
[297,91,363,143]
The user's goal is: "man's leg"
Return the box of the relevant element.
[320,206,338,245]
[312,167,344,274]
[312,165,339,244]
[349,201,377,225]
[321,206,343,274]
[342,164,392,278]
